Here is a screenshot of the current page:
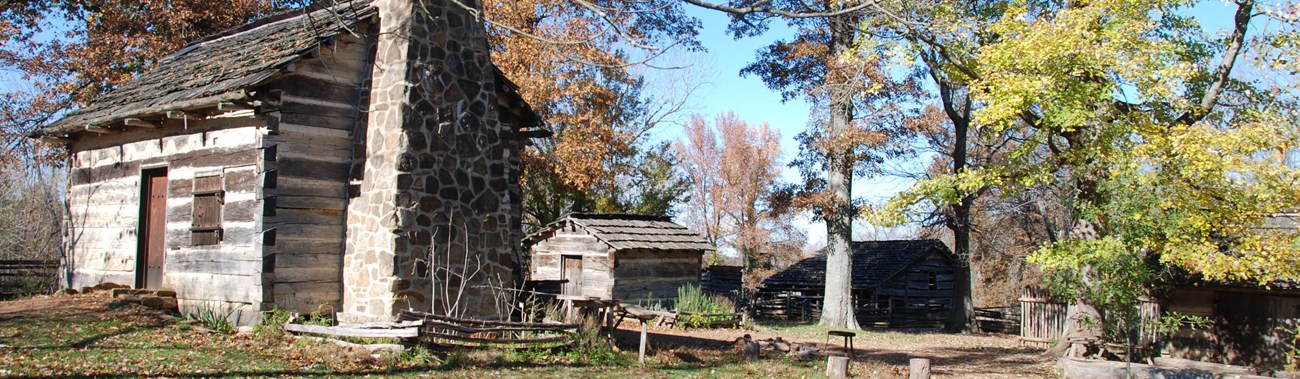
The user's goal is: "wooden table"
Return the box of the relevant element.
[620,304,662,365]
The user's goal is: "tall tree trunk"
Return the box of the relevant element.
[945,107,974,333]
[946,201,974,332]
[819,12,860,330]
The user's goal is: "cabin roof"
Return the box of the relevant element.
[526,213,715,252]
[42,0,541,136]
[761,239,951,290]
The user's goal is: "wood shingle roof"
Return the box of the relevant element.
[44,1,376,135]
[761,239,951,290]
[42,0,542,136]
[527,213,715,252]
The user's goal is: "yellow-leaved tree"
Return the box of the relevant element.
[869,0,1300,358]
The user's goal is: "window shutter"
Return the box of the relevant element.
[191,174,224,246]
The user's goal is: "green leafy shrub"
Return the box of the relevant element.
[253,307,293,339]
[399,345,441,366]
[564,317,628,365]
[674,283,735,328]
[184,302,241,333]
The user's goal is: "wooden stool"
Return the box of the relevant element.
[827,330,856,358]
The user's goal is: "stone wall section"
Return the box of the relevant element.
[340,0,516,323]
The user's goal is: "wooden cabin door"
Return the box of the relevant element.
[562,255,582,297]
[138,169,168,289]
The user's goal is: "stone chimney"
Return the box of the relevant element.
[340,0,516,323]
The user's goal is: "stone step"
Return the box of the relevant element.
[113,294,179,311]
[110,288,178,299]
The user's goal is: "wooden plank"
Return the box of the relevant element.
[273,195,347,211]
[262,223,343,241]
[273,74,364,101]
[168,272,263,303]
[277,156,350,181]
[266,208,344,225]
[280,113,357,133]
[266,176,348,198]
[267,239,343,259]
[274,267,340,283]
[167,254,263,275]
[170,147,261,171]
[613,262,698,277]
[273,281,340,293]
[222,197,262,223]
[285,323,418,338]
[281,100,359,123]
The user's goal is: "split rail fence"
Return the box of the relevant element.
[0,260,58,298]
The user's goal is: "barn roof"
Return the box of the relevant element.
[526,213,715,252]
[761,239,951,290]
[41,0,541,137]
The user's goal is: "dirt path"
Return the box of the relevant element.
[0,293,110,321]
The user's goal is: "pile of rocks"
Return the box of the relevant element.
[60,282,178,311]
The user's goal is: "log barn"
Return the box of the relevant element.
[35,0,547,325]
[525,214,714,306]
[756,239,956,328]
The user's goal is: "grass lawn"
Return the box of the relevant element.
[1,293,1057,378]
[0,294,827,378]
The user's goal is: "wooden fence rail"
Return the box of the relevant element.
[398,310,579,349]
[0,260,58,298]
[974,306,1020,334]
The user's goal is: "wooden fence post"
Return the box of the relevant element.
[639,319,648,365]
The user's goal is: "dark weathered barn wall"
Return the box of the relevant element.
[701,265,742,299]
[262,20,376,315]
[875,252,955,328]
[1163,287,1300,370]
[756,240,956,328]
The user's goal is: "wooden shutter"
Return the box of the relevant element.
[191,174,224,246]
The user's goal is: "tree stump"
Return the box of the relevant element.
[826,356,849,378]
[909,358,931,379]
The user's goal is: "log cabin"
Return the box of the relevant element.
[525,214,714,307]
[35,0,547,325]
[1156,213,1300,370]
[756,239,956,328]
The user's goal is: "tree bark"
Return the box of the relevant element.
[945,225,973,332]
[944,109,974,333]
[926,63,975,333]
[819,11,860,330]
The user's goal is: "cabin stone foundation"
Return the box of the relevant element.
[340,0,516,323]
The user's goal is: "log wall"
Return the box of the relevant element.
[612,250,701,307]
[528,227,704,305]
[876,252,955,328]
[66,121,268,324]
[528,227,614,299]
[262,22,374,315]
